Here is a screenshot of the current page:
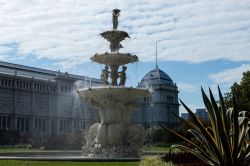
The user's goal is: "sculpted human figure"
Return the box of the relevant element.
[111,68,119,86]
[100,65,110,85]
[119,66,127,86]
[112,9,120,30]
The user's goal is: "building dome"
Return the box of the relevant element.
[139,67,175,88]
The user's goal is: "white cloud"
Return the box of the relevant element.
[178,82,197,93]
[209,64,250,86]
[0,0,250,70]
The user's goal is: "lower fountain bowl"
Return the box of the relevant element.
[78,86,150,158]
[78,86,149,104]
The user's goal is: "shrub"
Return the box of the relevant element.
[40,146,46,151]
[153,142,171,147]
[26,144,32,149]
[166,87,250,166]
[45,131,83,150]
[14,143,32,149]
[161,151,203,165]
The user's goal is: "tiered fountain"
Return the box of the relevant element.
[78,9,149,158]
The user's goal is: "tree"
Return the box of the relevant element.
[224,71,250,112]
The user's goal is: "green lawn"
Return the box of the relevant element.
[0,146,171,153]
[142,146,171,152]
[0,160,138,166]
[0,148,40,152]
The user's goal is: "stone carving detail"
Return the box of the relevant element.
[100,65,127,86]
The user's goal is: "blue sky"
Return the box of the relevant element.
[0,0,250,113]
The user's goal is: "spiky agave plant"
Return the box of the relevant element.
[167,87,250,166]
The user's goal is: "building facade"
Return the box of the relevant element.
[181,113,190,120]
[0,61,101,137]
[181,108,209,121]
[195,108,209,121]
[0,61,180,142]
[132,66,180,129]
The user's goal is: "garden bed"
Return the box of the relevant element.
[161,151,206,166]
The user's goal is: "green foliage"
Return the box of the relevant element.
[0,147,37,152]
[139,156,174,166]
[26,144,33,149]
[224,71,250,112]
[167,87,250,166]
[153,142,171,147]
[146,127,167,143]
[45,132,82,150]
[14,143,32,149]
[146,127,176,144]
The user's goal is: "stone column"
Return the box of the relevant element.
[31,77,35,132]
[55,80,61,135]
[47,84,52,136]
[12,77,18,130]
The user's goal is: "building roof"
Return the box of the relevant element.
[138,66,175,88]
[0,61,101,82]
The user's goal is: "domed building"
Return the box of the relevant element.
[132,66,180,129]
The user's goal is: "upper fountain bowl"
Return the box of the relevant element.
[100,30,130,43]
[91,52,138,65]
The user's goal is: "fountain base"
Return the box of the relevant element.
[82,122,145,158]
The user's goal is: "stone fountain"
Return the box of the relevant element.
[78,9,149,158]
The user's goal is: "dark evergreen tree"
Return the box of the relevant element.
[224,71,250,112]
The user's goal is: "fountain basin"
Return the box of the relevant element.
[78,86,148,122]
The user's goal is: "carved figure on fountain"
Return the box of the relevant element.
[100,65,110,85]
[110,65,119,86]
[119,65,127,86]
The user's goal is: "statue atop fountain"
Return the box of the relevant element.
[112,9,120,30]
[78,9,149,158]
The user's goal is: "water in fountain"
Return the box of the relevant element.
[77,9,150,158]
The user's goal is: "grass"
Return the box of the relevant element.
[0,146,171,166]
[0,148,41,152]
[142,146,171,152]
[0,160,138,166]
[0,146,171,153]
